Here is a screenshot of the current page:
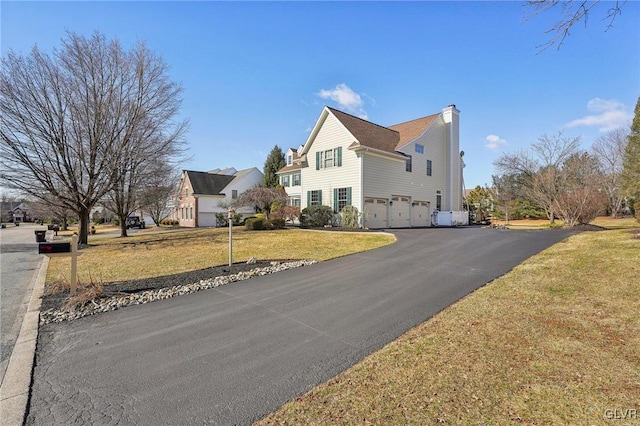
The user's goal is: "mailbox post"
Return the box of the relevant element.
[38,234,83,295]
[227,208,235,267]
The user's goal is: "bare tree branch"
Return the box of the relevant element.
[525,0,626,51]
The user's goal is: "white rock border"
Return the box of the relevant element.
[40,260,318,325]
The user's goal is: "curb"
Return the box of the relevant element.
[0,256,48,426]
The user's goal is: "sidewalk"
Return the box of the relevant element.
[0,257,48,426]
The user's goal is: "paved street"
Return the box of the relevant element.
[0,223,44,385]
[27,227,575,425]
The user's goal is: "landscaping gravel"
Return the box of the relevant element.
[40,259,317,325]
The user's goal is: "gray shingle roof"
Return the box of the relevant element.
[185,171,235,195]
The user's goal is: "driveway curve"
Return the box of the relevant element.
[27,227,576,425]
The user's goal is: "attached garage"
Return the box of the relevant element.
[412,201,431,227]
[198,212,218,227]
[390,196,411,228]
[364,198,388,229]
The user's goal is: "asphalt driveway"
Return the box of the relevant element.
[26,227,576,425]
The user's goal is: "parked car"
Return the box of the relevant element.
[126,216,145,229]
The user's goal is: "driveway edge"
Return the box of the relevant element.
[0,256,48,426]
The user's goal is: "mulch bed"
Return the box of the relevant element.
[40,260,275,312]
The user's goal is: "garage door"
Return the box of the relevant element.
[364,198,388,229]
[390,196,411,228]
[198,212,218,227]
[412,201,430,227]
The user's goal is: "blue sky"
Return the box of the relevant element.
[2,1,638,189]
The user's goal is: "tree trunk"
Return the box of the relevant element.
[119,214,129,238]
[78,208,90,245]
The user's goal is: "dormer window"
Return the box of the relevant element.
[287,154,293,166]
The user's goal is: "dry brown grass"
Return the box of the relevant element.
[257,222,640,425]
[46,227,396,291]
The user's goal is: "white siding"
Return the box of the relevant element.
[301,113,362,214]
[362,117,454,217]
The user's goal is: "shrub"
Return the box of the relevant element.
[215,212,228,227]
[160,218,179,226]
[340,205,360,228]
[300,205,334,227]
[270,218,285,229]
[233,212,243,226]
[271,205,301,223]
[245,217,266,230]
[634,202,640,223]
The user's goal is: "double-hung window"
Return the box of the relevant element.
[426,160,432,176]
[308,190,322,206]
[316,147,342,170]
[333,187,352,212]
[406,155,412,172]
[292,173,301,186]
[281,175,290,187]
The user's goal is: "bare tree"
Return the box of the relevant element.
[139,162,181,226]
[27,195,73,230]
[495,132,581,224]
[0,32,187,243]
[525,0,626,50]
[591,128,628,217]
[232,187,288,219]
[490,174,519,224]
[554,152,607,226]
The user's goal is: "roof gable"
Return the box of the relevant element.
[328,107,400,154]
[298,106,446,160]
[388,113,440,149]
[184,171,235,196]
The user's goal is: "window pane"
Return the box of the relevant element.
[415,144,424,154]
[324,149,333,168]
[406,155,412,172]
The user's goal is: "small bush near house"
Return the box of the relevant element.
[245,218,266,230]
[634,202,640,223]
[300,205,334,227]
[271,205,301,224]
[160,219,179,226]
[233,213,244,226]
[270,218,285,229]
[215,212,228,227]
[341,205,360,228]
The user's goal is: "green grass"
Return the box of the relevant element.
[45,227,396,289]
[257,219,640,425]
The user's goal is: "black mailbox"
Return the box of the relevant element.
[39,242,71,254]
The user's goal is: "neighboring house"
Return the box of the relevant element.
[1,202,31,223]
[277,105,464,228]
[176,167,263,227]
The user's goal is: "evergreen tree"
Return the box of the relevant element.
[263,145,286,187]
[621,97,640,200]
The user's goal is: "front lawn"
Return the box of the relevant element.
[257,219,640,425]
[45,227,396,289]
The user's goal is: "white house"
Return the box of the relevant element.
[277,105,465,228]
[176,167,263,227]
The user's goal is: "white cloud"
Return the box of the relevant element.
[317,83,368,119]
[564,98,632,132]
[485,134,507,150]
